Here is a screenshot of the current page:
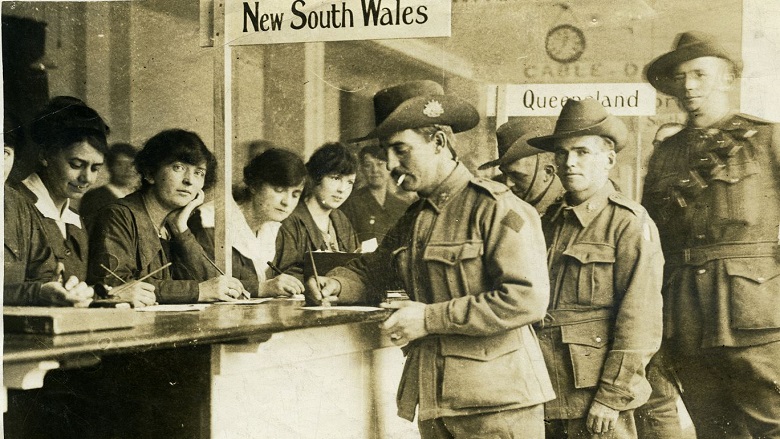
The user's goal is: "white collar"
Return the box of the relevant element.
[198,199,282,259]
[22,173,82,229]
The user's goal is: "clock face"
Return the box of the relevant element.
[545,24,586,64]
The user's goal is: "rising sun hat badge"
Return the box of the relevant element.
[423,100,444,118]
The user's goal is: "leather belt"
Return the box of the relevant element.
[666,241,778,266]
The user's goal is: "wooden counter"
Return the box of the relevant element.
[3,300,419,438]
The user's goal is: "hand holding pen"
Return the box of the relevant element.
[100,263,159,308]
[262,261,305,298]
[201,253,251,299]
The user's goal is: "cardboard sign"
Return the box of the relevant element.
[226,0,451,45]
[488,83,657,117]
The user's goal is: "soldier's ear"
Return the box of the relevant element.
[718,61,736,91]
[605,150,617,169]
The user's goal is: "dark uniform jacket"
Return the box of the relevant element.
[275,201,360,281]
[87,192,212,303]
[642,113,780,350]
[329,163,555,422]
[4,185,59,305]
[15,175,89,281]
[540,181,664,419]
[79,185,119,231]
[340,186,410,244]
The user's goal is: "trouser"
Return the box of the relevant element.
[545,410,637,439]
[669,340,780,439]
[418,404,544,439]
[634,348,685,439]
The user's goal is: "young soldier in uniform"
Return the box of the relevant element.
[528,98,664,439]
[309,80,554,439]
[480,118,565,217]
[643,31,780,438]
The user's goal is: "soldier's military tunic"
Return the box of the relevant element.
[642,113,780,438]
[539,181,664,439]
[329,163,555,436]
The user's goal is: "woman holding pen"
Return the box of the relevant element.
[3,111,93,306]
[87,129,243,305]
[275,142,360,281]
[8,97,150,305]
[189,148,307,297]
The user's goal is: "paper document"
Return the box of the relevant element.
[136,304,210,312]
[302,306,384,312]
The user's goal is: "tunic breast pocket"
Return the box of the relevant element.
[562,243,616,307]
[709,158,760,225]
[422,241,483,298]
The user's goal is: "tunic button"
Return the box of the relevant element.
[595,336,602,343]
[696,234,706,239]
[697,268,707,275]
[757,277,766,283]
[65,249,72,256]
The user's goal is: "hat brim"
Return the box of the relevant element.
[527,116,628,153]
[348,95,479,143]
[478,133,546,170]
[645,42,741,96]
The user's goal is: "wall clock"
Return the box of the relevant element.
[545,24,586,63]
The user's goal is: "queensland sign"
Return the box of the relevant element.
[488,83,657,117]
[226,0,451,45]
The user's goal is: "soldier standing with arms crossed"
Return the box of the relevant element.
[643,31,780,438]
[309,80,555,438]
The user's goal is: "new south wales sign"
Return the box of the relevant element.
[226,0,451,45]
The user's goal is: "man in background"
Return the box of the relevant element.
[340,143,410,247]
[643,31,780,438]
[79,142,140,228]
[480,118,564,216]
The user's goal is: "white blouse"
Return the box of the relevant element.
[198,199,281,285]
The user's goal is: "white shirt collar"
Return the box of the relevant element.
[22,173,82,230]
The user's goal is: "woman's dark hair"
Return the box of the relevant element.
[234,148,307,203]
[244,148,306,191]
[4,111,23,150]
[135,129,218,190]
[305,142,357,187]
[30,96,110,159]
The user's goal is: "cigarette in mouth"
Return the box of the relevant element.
[396,174,406,186]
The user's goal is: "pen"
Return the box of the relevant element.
[307,246,329,306]
[202,252,226,275]
[266,261,284,276]
[101,264,127,284]
[135,262,173,283]
[203,252,250,299]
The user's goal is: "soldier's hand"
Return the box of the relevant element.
[380,300,427,345]
[586,401,620,434]
[304,276,340,306]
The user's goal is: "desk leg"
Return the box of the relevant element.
[3,360,60,412]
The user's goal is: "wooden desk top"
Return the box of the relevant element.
[3,300,392,364]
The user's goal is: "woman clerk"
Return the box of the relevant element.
[275,142,360,280]
[190,148,307,297]
[4,111,92,306]
[88,129,243,305]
